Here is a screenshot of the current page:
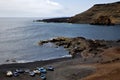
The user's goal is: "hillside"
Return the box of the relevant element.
[69,2,120,24]
[37,2,120,25]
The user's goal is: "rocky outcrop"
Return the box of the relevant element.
[36,17,70,23]
[39,37,120,58]
[69,1,120,24]
[90,15,115,25]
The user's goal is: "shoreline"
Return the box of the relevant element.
[0,55,99,80]
[1,50,120,80]
[2,54,72,66]
[0,37,120,80]
[0,57,72,71]
[39,37,120,58]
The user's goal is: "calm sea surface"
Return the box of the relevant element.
[0,17,120,64]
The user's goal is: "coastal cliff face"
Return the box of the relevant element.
[37,2,120,25]
[90,15,115,25]
[69,2,120,24]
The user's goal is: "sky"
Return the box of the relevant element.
[0,0,119,17]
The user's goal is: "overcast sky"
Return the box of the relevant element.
[0,0,119,17]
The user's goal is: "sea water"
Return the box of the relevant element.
[0,17,120,64]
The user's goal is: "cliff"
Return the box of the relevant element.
[37,2,120,25]
[69,2,120,24]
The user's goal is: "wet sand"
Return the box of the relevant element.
[0,57,97,80]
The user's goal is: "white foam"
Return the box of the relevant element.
[62,55,72,58]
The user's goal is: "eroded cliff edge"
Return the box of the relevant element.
[37,2,120,25]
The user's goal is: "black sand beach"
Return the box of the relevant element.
[0,37,120,80]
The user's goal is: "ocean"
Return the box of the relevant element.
[0,17,120,64]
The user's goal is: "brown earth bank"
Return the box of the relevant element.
[82,62,120,80]
[82,47,120,80]
[0,37,120,80]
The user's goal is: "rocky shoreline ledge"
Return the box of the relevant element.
[39,37,120,60]
[36,17,70,23]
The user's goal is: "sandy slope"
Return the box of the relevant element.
[82,62,120,80]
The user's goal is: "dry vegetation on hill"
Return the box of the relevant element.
[69,2,120,24]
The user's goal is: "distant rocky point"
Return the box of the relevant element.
[36,17,70,23]
[37,1,120,25]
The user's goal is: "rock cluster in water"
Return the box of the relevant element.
[39,37,120,58]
